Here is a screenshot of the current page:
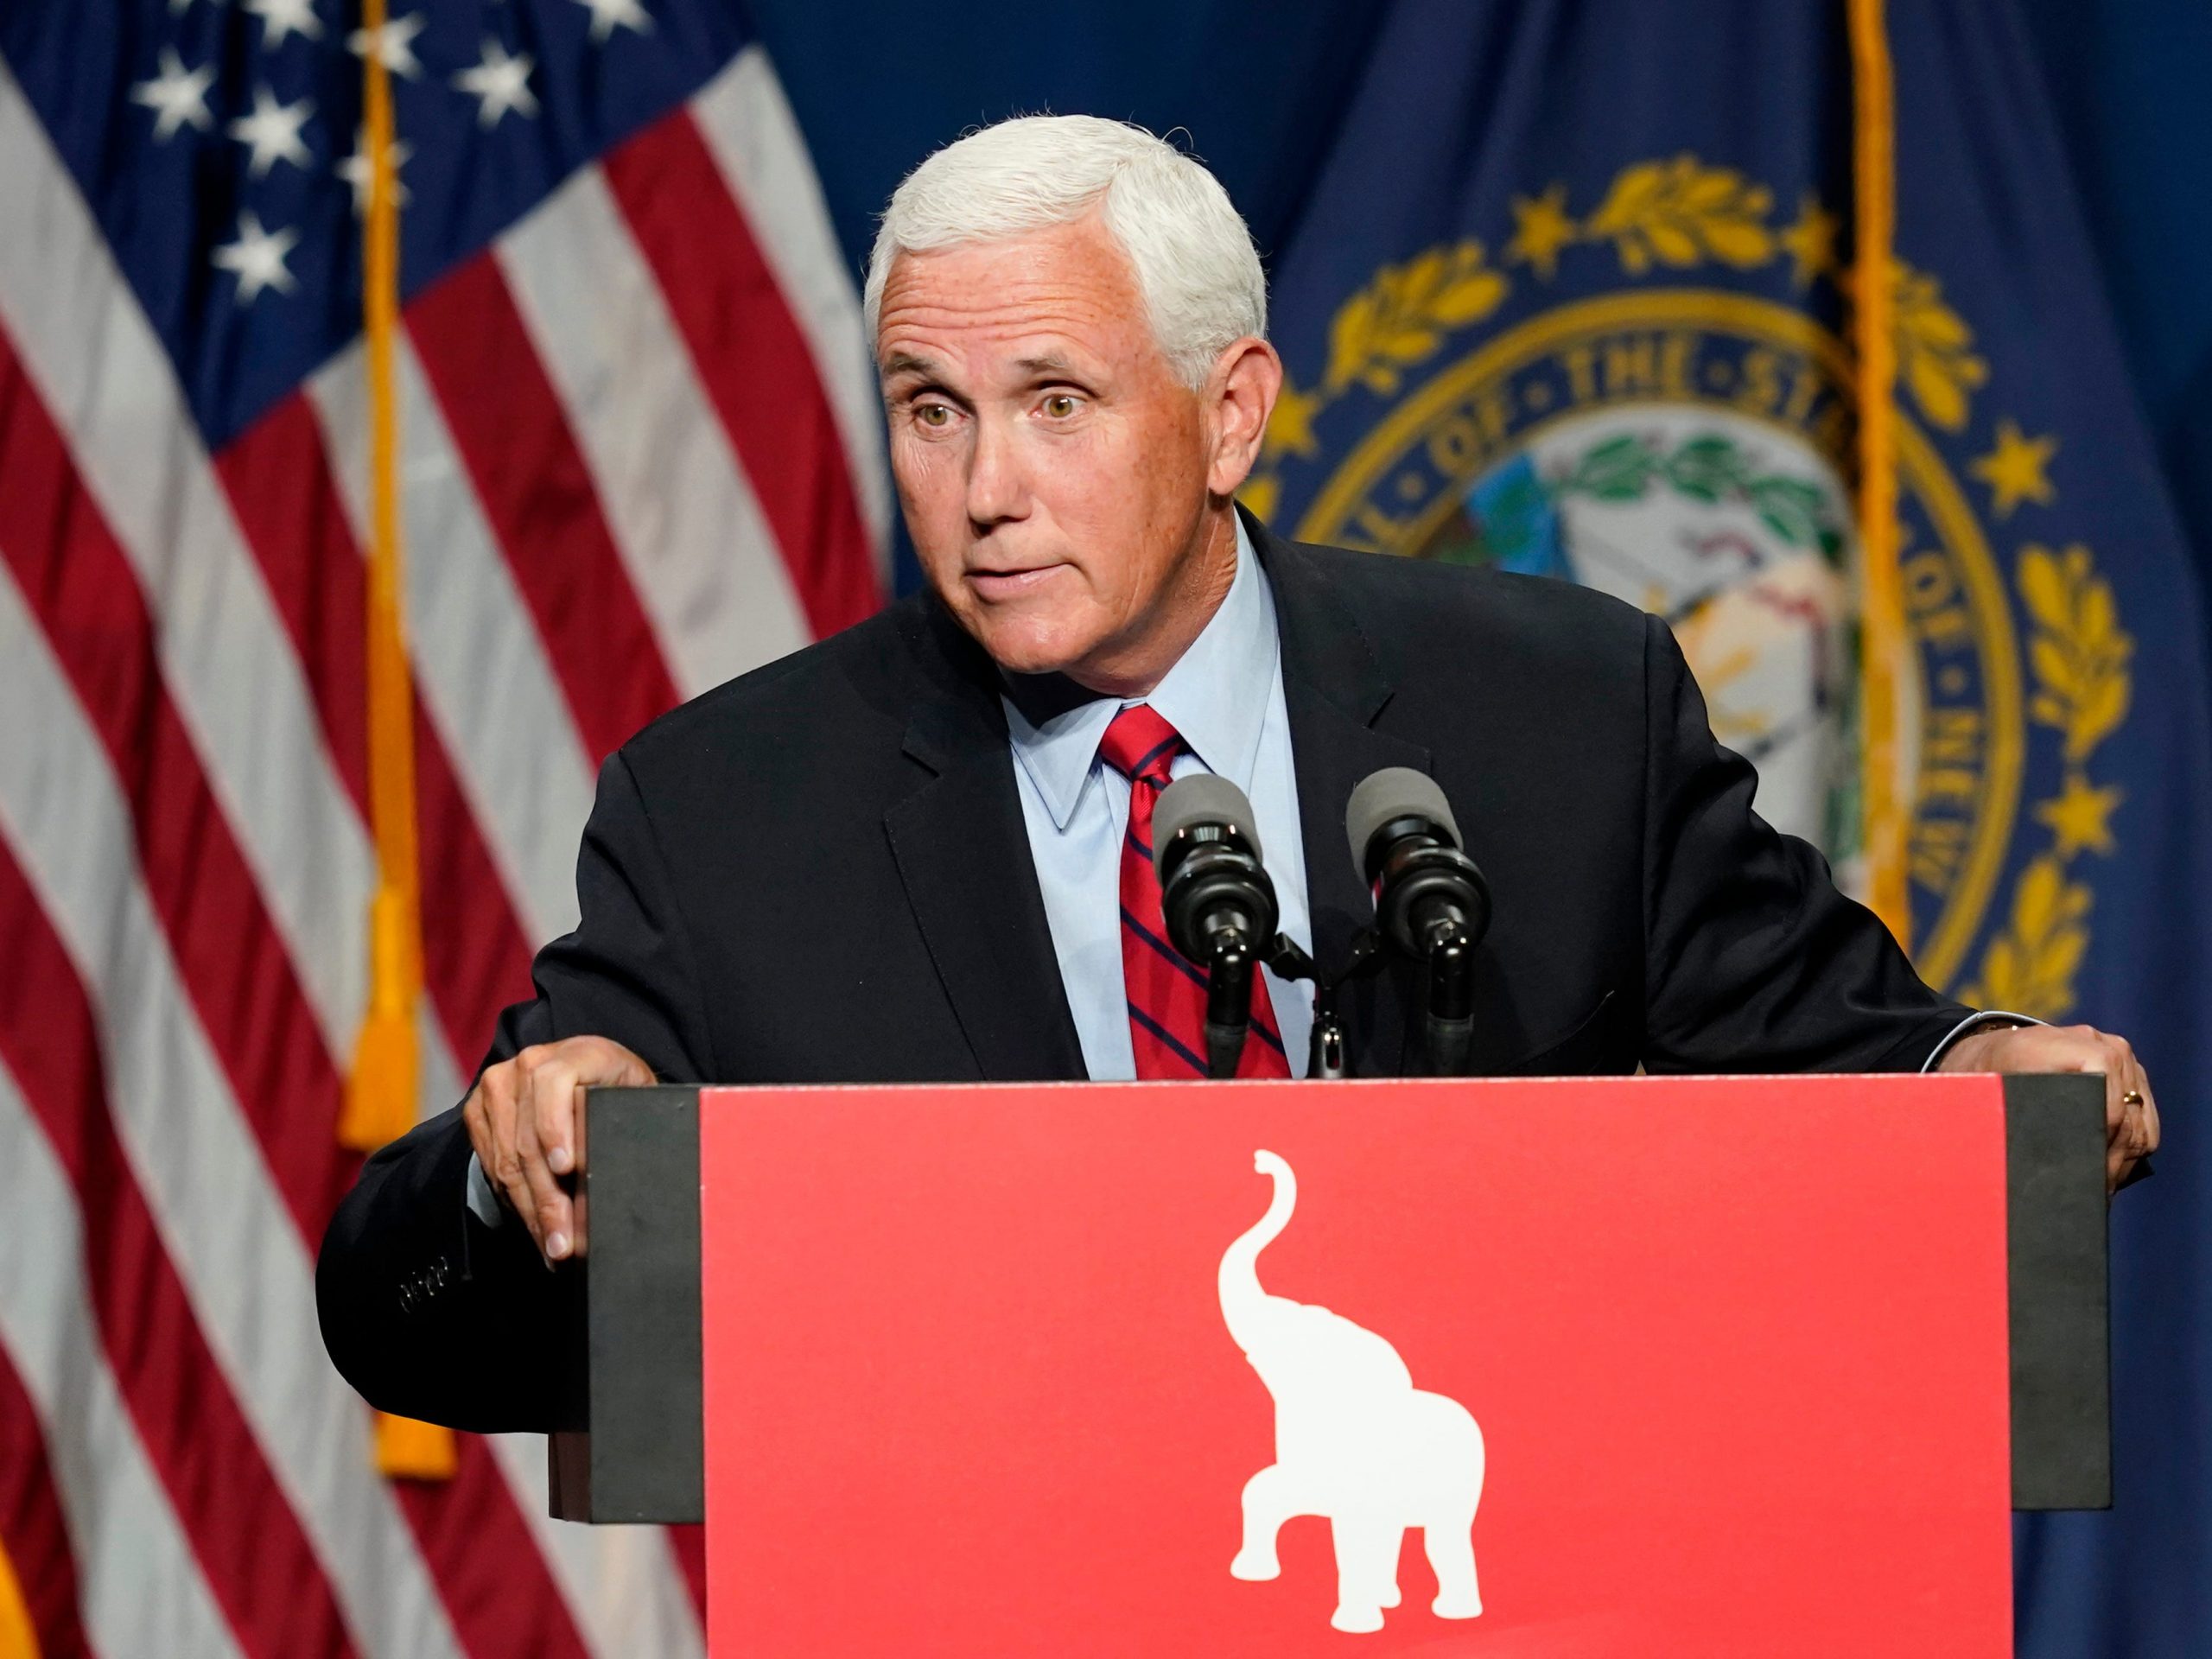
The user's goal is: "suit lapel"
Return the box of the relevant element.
[1254,516,1431,1076]
[883,607,1087,1083]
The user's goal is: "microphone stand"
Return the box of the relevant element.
[1264,928,1389,1080]
[1201,931,1258,1080]
[1421,917,1474,1077]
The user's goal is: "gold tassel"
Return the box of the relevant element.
[0,1532,41,1659]
[340,890,419,1152]
[375,1411,461,1483]
[356,0,454,1484]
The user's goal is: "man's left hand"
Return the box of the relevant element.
[1940,1022,2159,1193]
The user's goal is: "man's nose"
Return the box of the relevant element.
[965,411,1030,529]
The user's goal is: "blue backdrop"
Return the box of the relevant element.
[2016,0,2212,677]
[749,4,2212,1651]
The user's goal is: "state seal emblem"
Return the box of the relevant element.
[1248,156,2133,1008]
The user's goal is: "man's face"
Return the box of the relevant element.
[875,215,1230,690]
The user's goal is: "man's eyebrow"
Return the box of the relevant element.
[1014,353,1082,377]
[879,351,942,381]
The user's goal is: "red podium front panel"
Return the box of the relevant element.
[699,1075,2012,1656]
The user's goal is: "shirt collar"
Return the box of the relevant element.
[1003,514,1280,832]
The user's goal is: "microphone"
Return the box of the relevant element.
[1154,774,1280,1078]
[1345,768,1492,1075]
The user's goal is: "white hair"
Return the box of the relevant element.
[864,114,1267,389]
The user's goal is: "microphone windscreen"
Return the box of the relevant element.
[1345,766,1461,878]
[1152,772,1262,882]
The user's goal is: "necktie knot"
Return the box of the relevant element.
[1099,703,1184,789]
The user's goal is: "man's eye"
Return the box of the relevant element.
[1041,394,1081,418]
[914,403,953,428]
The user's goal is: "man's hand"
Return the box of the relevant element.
[1939,1022,2158,1192]
[462,1036,655,1262]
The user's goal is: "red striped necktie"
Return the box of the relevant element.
[1099,704,1291,1080]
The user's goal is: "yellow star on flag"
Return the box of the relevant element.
[1265,379,1323,460]
[1505,183,1577,281]
[2035,773,2123,858]
[1778,194,1840,287]
[1970,419,2058,518]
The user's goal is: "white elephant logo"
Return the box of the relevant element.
[1220,1149,1486,1635]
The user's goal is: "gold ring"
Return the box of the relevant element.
[2121,1090,2145,1107]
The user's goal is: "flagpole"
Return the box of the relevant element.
[1848,0,1911,950]
[346,0,454,1482]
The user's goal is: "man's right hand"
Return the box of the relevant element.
[462,1036,655,1263]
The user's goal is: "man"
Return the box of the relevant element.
[318,116,2156,1432]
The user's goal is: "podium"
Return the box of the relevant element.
[550,1073,2109,1656]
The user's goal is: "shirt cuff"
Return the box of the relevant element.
[1921,1009,2047,1073]
[465,1151,506,1230]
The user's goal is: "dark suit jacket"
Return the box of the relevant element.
[318,517,1974,1430]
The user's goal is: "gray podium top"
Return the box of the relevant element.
[548,1073,2111,1523]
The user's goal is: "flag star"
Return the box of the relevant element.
[348,12,426,79]
[1265,381,1322,460]
[454,39,539,128]
[573,0,652,42]
[1779,194,1841,288]
[227,85,315,178]
[245,0,323,49]
[2035,774,2123,859]
[338,128,413,214]
[1969,418,2059,518]
[130,48,216,143]
[1504,182,1577,282]
[212,210,300,303]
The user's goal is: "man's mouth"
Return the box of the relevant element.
[966,563,1066,599]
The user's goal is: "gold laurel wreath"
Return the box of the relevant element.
[1249,242,1510,523]
[1880,262,1990,433]
[1325,240,1511,397]
[1967,855,2092,1019]
[2021,542,2133,762]
[1580,154,1776,273]
[1963,545,2133,1018]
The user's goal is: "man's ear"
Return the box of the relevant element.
[1205,338,1283,499]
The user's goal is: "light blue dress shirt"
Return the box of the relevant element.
[1004,515,1315,1080]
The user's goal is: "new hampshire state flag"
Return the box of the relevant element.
[1249,0,2212,1648]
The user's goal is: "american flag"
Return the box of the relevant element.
[0,0,886,1654]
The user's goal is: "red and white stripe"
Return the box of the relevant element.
[0,35,882,1659]
[0,1056,244,1659]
